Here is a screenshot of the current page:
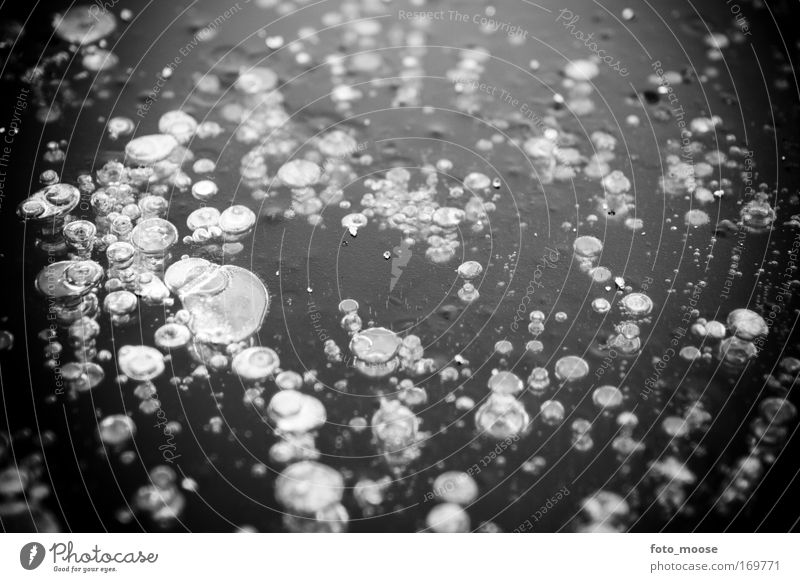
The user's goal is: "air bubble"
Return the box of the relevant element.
[488,371,524,395]
[620,292,653,317]
[125,134,179,165]
[592,385,623,409]
[118,345,165,381]
[278,160,322,188]
[457,260,483,280]
[727,308,768,340]
[554,355,589,382]
[232,347,280,381]
[98,415,136,446]
[154,323,192,350]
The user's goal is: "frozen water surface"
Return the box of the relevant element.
[2,0,799,535]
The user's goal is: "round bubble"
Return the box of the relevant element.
[275,370,303,391]
[487,371,524,395]
[278,160,322,188]
[125,134,179,165]
[54,5,117,45]
[592,385,623,409]
[219,205,256,236]
[457,260,483,280]
[433,471,479,505]
[540,400,565,426]
[232,347,280,381]
[727,308,768,340]
[118,345,165,381]
[426,503,470,533]
[350,327,401,364]
[267,391,326,434]
[475,394,530,438]
[620,292,654,317]
[154,323,192,350]
[98,415,136,446]
[432,207,465,228]
[130,218,178,254]
[158,110,198,144]
[274,461,343,515]
[554,355,589,382]
[573,235,603,260]
[187,207,221,231]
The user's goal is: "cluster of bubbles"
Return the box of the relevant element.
[98,415,137,447]
[576,490,631,532]
[349,327,403,378]
[18,184,82,252]
[342,305,433,378]
[132,465,186,527]
[267,388,327,464]
[183,204,257,257]
[0,431,60,532]
[164,258,269,353]
[355,166,497,265]
[456,260,483,303]
[646,455,698,516]
[372,399,424,469]
[653,112,778,237]
[424,469,500,532]
[36,259,104,327]
[716,360,798,513]
[476,370,531,439]
[17,10,287,525]
[274,461,348,532]
[715,308,768,370]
